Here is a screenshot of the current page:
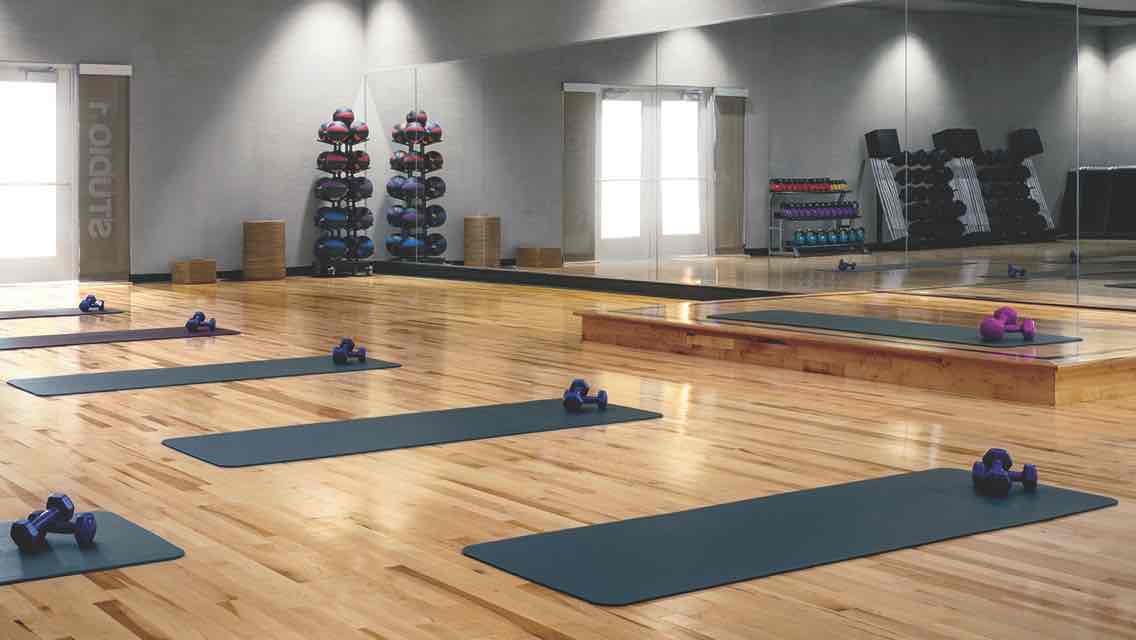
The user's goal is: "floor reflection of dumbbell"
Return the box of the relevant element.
[979,306,1037,342]
[185,311,217,332]
[971,448,1038,497]
[79,294,105,313]
[1008,264,1027,279]
[838,259,857,272]
[10,493,95,551]
[25,510,97,548]
[563,379,608,412]
[332,338,367,364]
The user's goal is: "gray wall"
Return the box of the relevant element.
[369,4,1088,258]
[0,0,365,274]
[1097,25,1136,165]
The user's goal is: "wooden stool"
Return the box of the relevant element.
[243,220,286,280]
[464,216,501,267]
[171,258,217,284]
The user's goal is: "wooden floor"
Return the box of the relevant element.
[0,277,1133,638]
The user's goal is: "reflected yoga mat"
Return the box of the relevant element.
[0,326,240,351]
[707,310,1081,347]
[0,512,183,586]
[464,469,1117,606]
[163,400,662,467]
[818,260,976,273]
[9,355,400,397]
[0,308,124,320]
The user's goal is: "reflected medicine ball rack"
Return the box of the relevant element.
[768,178,866,257]
[313,107,375,277]
[384,111,447,261]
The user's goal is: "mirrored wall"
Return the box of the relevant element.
[363,0,1136,309]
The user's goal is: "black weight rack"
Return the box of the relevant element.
[313,109,375,277]
[384,111,447,262]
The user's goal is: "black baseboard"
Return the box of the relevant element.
[130,265,314,284]
[368,260,778,300]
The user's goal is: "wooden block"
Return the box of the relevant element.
[243,220,286,280]
[539,248,563,268]
[464,216,501,267]
[171,259,217,284]
[516,247,542,268]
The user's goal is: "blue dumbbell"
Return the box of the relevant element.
[26,510,96,548]
[10,493,76,552]
[971,448,1038,497]
[563,378,609,412]
[332,338,367,364]
[185,311,216,332]
[838,259,857,272]
[78,295,105,313]
[1008,264,1027,279]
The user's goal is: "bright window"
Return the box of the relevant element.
[0,80,57,258]
[600,99,642,239]
[660,99,701,236]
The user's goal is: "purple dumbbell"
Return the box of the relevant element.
[978,307,1036,342]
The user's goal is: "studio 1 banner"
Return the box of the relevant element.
[77,72,130,280]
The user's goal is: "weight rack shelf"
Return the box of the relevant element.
[768,177,862,257]
[312,110,375,278]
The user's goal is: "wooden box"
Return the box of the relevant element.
[539,247,564,268]
[516,247,564,268]
[171,258,217,284]
[464,216,501,267]
[243,220,286,280]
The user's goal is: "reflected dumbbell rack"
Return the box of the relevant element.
[767,178,866,258]
[384,111,447,262]
[313,107,376,277]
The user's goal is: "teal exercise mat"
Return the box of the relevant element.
[0,307,124,320]
[464,469,1116,606]
[818,260,976,273]
[0,511,183,586]
[0,326,240,351]
[9,355,400,397]
[163,400,661,467]
[707,309,1081,348]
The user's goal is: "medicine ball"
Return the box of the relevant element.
[405,110,419,124]
[315,207,350,229]
[389,151,407,172]
[426,233,447,256]
[348,177,374,200]
[386,176,406,198]
[384,233,404,255]
[333,107,355,126]
[391,123,406,145]
[405,122,426,143]
[425,176,446,199]
[425,150,444,171]
[413,110,429,124]
[426,204,447,227]
[317,151,350,173]
[401,207,420,226]
[402,176,425,198]
[425,121,442,143]
[350,121,370,144]
[386,205,406,227]
[403,152,424,171]
[348,150,371,172]
[315,236,348,258]
[315,178,349,201]
[324,120,350,143]
[349,236,376,259]
[352,207,375,231]
[400,236,422,254]
[318,122,330,143]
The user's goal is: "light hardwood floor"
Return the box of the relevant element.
[0,277,1131,639]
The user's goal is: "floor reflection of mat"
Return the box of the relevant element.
[817,260,976,273]
[0,308,125,320]
[464,469,1116,606]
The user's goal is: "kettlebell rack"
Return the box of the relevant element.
[767,178,865,257]
[313,108,375,277]
[384,110,448,262]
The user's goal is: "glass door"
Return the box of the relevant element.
[596,88,654,263]
[0,64,76,283]
[656,88,709,258]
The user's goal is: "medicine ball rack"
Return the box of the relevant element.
[384,111,447,262]
[767,178,866,257]
[313,108,375,277]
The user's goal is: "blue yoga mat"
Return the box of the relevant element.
[707,310,1081,348]
[464,469,1116,605]
[0,307,124,320]
[9,355,400,397]
[0,512,183,586]
[164,399,662,467]
[0,326,240,351]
